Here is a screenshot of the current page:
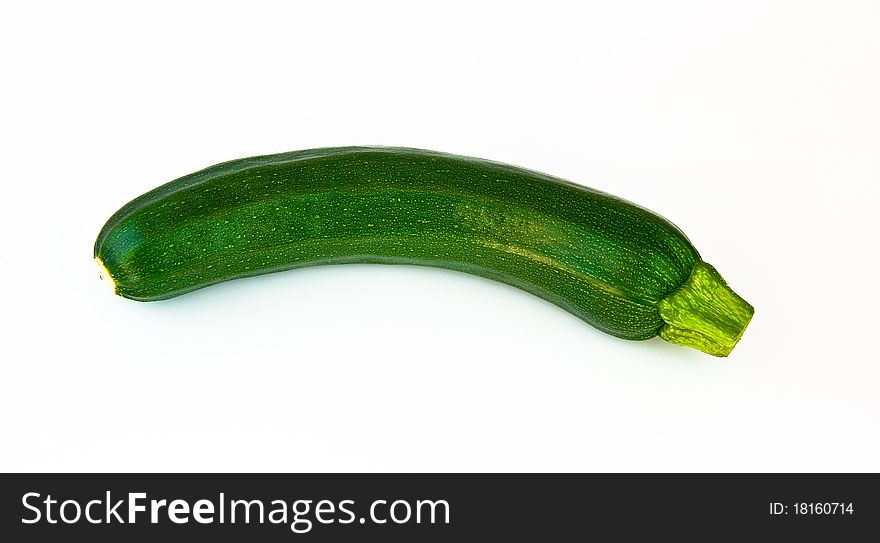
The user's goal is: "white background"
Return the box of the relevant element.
[1,1,878,472]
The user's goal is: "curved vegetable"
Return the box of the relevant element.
[94,147,753,356]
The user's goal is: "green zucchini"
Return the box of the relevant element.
[94,147,753,356]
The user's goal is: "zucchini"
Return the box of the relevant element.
[94,147,753,356]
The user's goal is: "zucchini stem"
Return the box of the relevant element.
[657,261,753,357]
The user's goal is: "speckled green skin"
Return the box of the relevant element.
[95,147,751,352]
